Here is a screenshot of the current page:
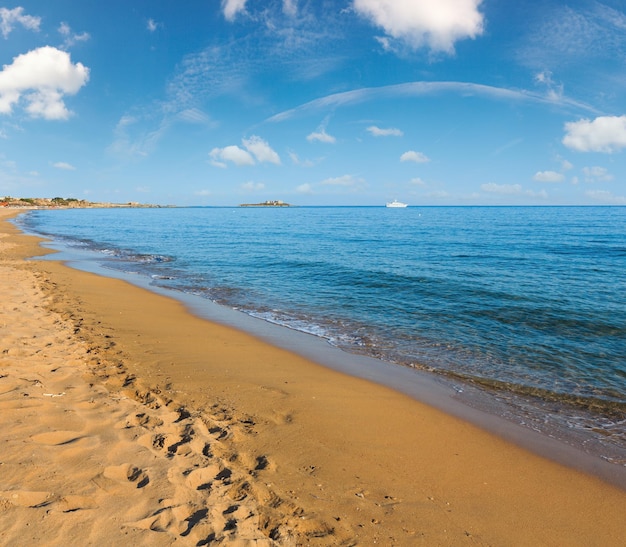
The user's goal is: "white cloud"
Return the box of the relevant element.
[560,158,573,171]
[222,0,247,21]
[353,0,484,53]
[367,125,403,137]
[175,108,213,125]
[533,171,564,183]
[582,166,613,183]
[268,81,598,124]
[53,161,76,171]
[410,177,426,186]
[242,135,281,164]
[563,116,626,153]
[585,190,626,204]
[210,145,254,167]
[400,150,430,163]
[0,7,40,39]
[0,46,89,120]
[210,136,280,167]
[59,22,90,48]
[147,19,159,32]
[307,128,335,143]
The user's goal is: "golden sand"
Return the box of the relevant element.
[1,209,625,546]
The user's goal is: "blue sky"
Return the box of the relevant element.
[1,0,626,206]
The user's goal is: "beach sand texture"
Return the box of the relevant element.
[1,209,625,546]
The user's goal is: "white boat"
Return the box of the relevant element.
[386,199,408,208]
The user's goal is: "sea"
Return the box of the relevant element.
[16,206,626,465]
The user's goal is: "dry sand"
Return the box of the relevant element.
[1,208,625,546]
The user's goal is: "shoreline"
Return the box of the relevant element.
[2,208,626,545]
[22,210,626,482]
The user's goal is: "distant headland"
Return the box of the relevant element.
[1,196,165,209]
[239,200,291,207]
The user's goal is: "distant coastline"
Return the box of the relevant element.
[0,196,166,209]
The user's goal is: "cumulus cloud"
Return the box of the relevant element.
[222,0,247,21]
[210,136,280,167]
[563,115,626,153]
[353,0,484,53]
[0,7,40,39]
[307,129,335,143]
[53,161,76,170]
[242,135,281,164]
[0,46,89,120]
[400,150,430,163]
[367,125,403,137]
[533,170,564,183]
[209,145,254,167]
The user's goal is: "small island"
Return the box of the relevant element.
[239,200,291,207]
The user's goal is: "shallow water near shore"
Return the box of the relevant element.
[17,206,626,465]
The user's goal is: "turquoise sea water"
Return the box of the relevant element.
[18,206,626,461]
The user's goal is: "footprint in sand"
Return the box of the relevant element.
[103,463,150,488]
[31,431,85,446]
[0,490,52,508]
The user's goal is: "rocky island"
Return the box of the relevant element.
[239,200,291,207]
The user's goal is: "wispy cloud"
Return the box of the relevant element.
[307,117,335,143]
[517,3,626,70]
[147,18,159,32]
[268,81,599,123]
[307,129,335,143]
[59,22,90,49]
[0,7,40,39]
[367,125,403,137]
[53,161,76,170]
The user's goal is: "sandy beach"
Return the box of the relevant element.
[1,208,626,546]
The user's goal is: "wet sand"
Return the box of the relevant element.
[1,208,625,546]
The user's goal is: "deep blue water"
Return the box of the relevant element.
[18,206,626,456]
